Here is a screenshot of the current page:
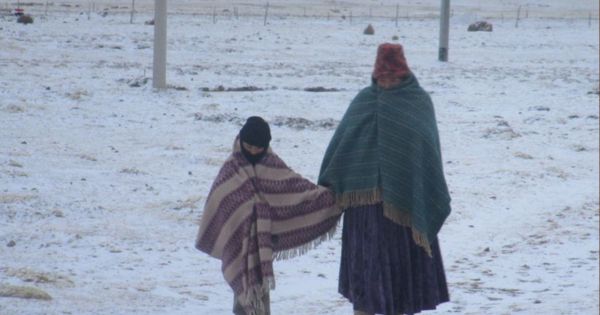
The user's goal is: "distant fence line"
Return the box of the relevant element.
[2,1,599,21]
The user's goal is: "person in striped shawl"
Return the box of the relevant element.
[195,116,341,315]
[318,43,451,315]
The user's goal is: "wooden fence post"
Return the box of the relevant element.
[153,0,167,89]
[130,0,135,24]
[438,0,450,62]
[264,2,269,25]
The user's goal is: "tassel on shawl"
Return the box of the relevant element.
[336,188,433,257]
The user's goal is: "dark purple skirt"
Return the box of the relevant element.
[339,204,449,315]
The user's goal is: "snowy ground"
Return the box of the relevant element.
[0,3,598,315]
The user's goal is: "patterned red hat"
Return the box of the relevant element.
[372,43,410,80]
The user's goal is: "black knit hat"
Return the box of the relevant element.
[240,116,271,148]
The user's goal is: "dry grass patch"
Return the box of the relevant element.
[8,160,23,168]
[173,195,204,210]
[3,104,25,113]
[0,284,51,300]
[5,267,74,288]
[0,194,36,203]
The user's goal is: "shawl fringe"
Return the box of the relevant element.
[273,224,338,261]
[336,189,433,256]
[240,278,275,315]
[335,188,382,208]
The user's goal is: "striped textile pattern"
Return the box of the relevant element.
[318,73,451,255]
[196,137,340,315]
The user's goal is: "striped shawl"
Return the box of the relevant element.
[318,74,451,256]
[196,137,340,314]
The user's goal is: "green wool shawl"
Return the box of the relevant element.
[318,74,451,255]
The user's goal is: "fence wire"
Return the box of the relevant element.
[2,0,599,21]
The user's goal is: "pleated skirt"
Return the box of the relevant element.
[339,204,449,315]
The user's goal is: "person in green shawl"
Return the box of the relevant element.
[318,43,451,315]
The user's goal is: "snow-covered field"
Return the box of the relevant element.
[0,1,598,314]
